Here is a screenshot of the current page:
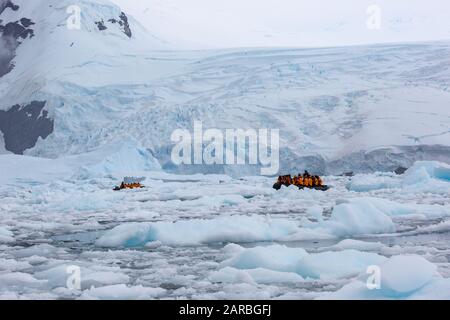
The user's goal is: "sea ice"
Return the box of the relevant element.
[80,284,166,300]
[221,244,387,280]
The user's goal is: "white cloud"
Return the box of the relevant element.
[111,0,450,49]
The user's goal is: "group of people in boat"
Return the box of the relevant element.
[276,171,324,188]
[114,182,144,191]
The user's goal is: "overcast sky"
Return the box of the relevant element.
[111,0,450,49]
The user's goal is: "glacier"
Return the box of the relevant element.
[1,0,450,175]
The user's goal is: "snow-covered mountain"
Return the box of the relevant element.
[1,0,450,175]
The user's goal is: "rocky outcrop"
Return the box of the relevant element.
[0,0,19,15]
[0,101,54,154]
[108,12,132,38]
[0,2,35,77]
[95,20,107,31]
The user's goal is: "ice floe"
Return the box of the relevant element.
[321,255,449,300]
[219,244,386,280]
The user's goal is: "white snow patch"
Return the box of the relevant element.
[80,284,166,300]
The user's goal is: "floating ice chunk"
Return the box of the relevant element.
[403,161,450,184]
[307,205,324,222]
[80,284,166,300]
[0,272,47,291]
[34,264,130,290]
[346,162,450,193]
[12,244,66,259]
[415,219,450,234]
[0,259,32,272]
[287,197,414,241]
[223,243,246,255]
[347,173,401,192]
[323,276,450,300]
[407,278,450,300]
[222,244,386,280]
[96,223,155,247]
[144,240,162,249]
[401,161,450,194]
[96,216,299,247]
[295,250,386,280]
[380,255,437,296]
[0,227,14,243]
[320,197,401,237]
[97,197,418,248]
[210,266,304,285]
[319,239,386,252]
[222,244,308,273]
[320,255,441,300]
[209,267,256,285]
